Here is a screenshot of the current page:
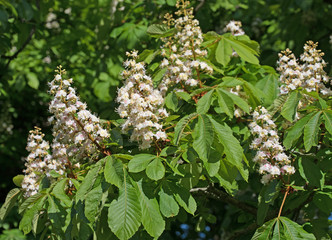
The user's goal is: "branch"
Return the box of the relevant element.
[3,0,40,69]
[190,186,257,216]
[4,27,36,69]
[195,0,205,12]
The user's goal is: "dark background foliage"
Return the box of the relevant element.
[0,0,331,238]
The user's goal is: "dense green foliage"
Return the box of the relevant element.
[0,0,332,239]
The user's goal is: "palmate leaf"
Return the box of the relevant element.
[0,188,21,221]
[134,180,165,238]
[303,111,321,152]
[108,177,141,240]
[193,114,214,161]
[279,217,315,239]
[252,217,315,240]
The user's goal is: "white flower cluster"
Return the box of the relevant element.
[300,41,330,95]
[48,66,110,162]
[224,20,245,36]
[117,51,168,149]
[159,0,213,92]
[277,41,331,95]
[22,127,63,198]
[45,11,60,29]
[249,107,295,184]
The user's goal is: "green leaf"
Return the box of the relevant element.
[193,114,214,161]
[209,117,247,180]
[215,38,232,66]
[252,218,277,240]
[52,179,71,207]
[147,24,175,38]
[215,89,233,117]
[19,195,46,235]
[197,90,214,114]
[165,91,179,111]
[298,158,323,188]
[241,81,263,108]
[322,110,332,135]
[173,113,198,145]
[47,195,66,237]
[26,72,39,89]
[268,95,288,117]
[283,113,313,149]
[108,180,141,240]
[255,73,279,105]
[146,157,165,181]
[104,156,125,188]
[76,162,102,202]
[279,217,315,240]
[216,160,239,193]
[303,111,321,152]
[169,183,197,215]
[85,184,103,223]
[281,91,301,122]
[159,188,179,218]
[12,175,24,187]
[224,37,259,64]
[313,192,332,213]
[219,88,250,114]
[19,192,44,214]
[134,181,165,238]
[204,149,221,177]
[0,188,21,221]
[128,154,156,173]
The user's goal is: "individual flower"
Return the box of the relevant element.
[117,51,168,149]
[249,106,295,184]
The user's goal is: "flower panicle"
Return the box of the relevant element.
[117,51,168,149]
[249,106,295,184]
